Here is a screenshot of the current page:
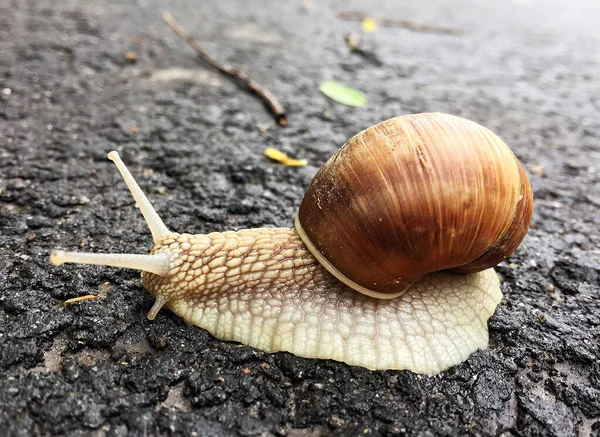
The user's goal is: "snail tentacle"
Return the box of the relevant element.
[50,250,171,276]
[107,151,171,244]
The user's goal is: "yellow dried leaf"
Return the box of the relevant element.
[264,147,307,167]
[362,16,378,33]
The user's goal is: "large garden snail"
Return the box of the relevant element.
[50,113,533,375]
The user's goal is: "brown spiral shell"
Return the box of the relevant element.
[295,113,533,298]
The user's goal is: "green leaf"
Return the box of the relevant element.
[319,81,367,107]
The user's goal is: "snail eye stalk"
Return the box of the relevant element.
[49,151,172,276]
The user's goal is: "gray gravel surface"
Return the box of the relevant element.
[1,0,599,436]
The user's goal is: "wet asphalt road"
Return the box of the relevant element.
[0,0,599,435]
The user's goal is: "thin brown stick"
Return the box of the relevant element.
[63,295,105,306]
[337,11,466,36]
[163,11,287,126]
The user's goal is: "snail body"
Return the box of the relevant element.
[51,113,533,375]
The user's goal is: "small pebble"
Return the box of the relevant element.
[124,52,137,63]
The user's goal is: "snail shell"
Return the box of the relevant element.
[296,113,533,298]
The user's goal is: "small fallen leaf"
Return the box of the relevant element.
[128,125,139,134]
[319,81,367,107]
[264,147,308,167]
[242,367,251,374]
[362,16,378,33]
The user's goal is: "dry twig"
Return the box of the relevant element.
[63,295,105,306]
[337,11,466,36]
[163,11,287,126]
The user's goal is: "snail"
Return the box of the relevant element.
[50,113,533,375]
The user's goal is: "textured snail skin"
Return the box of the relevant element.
[143,228,502,375]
